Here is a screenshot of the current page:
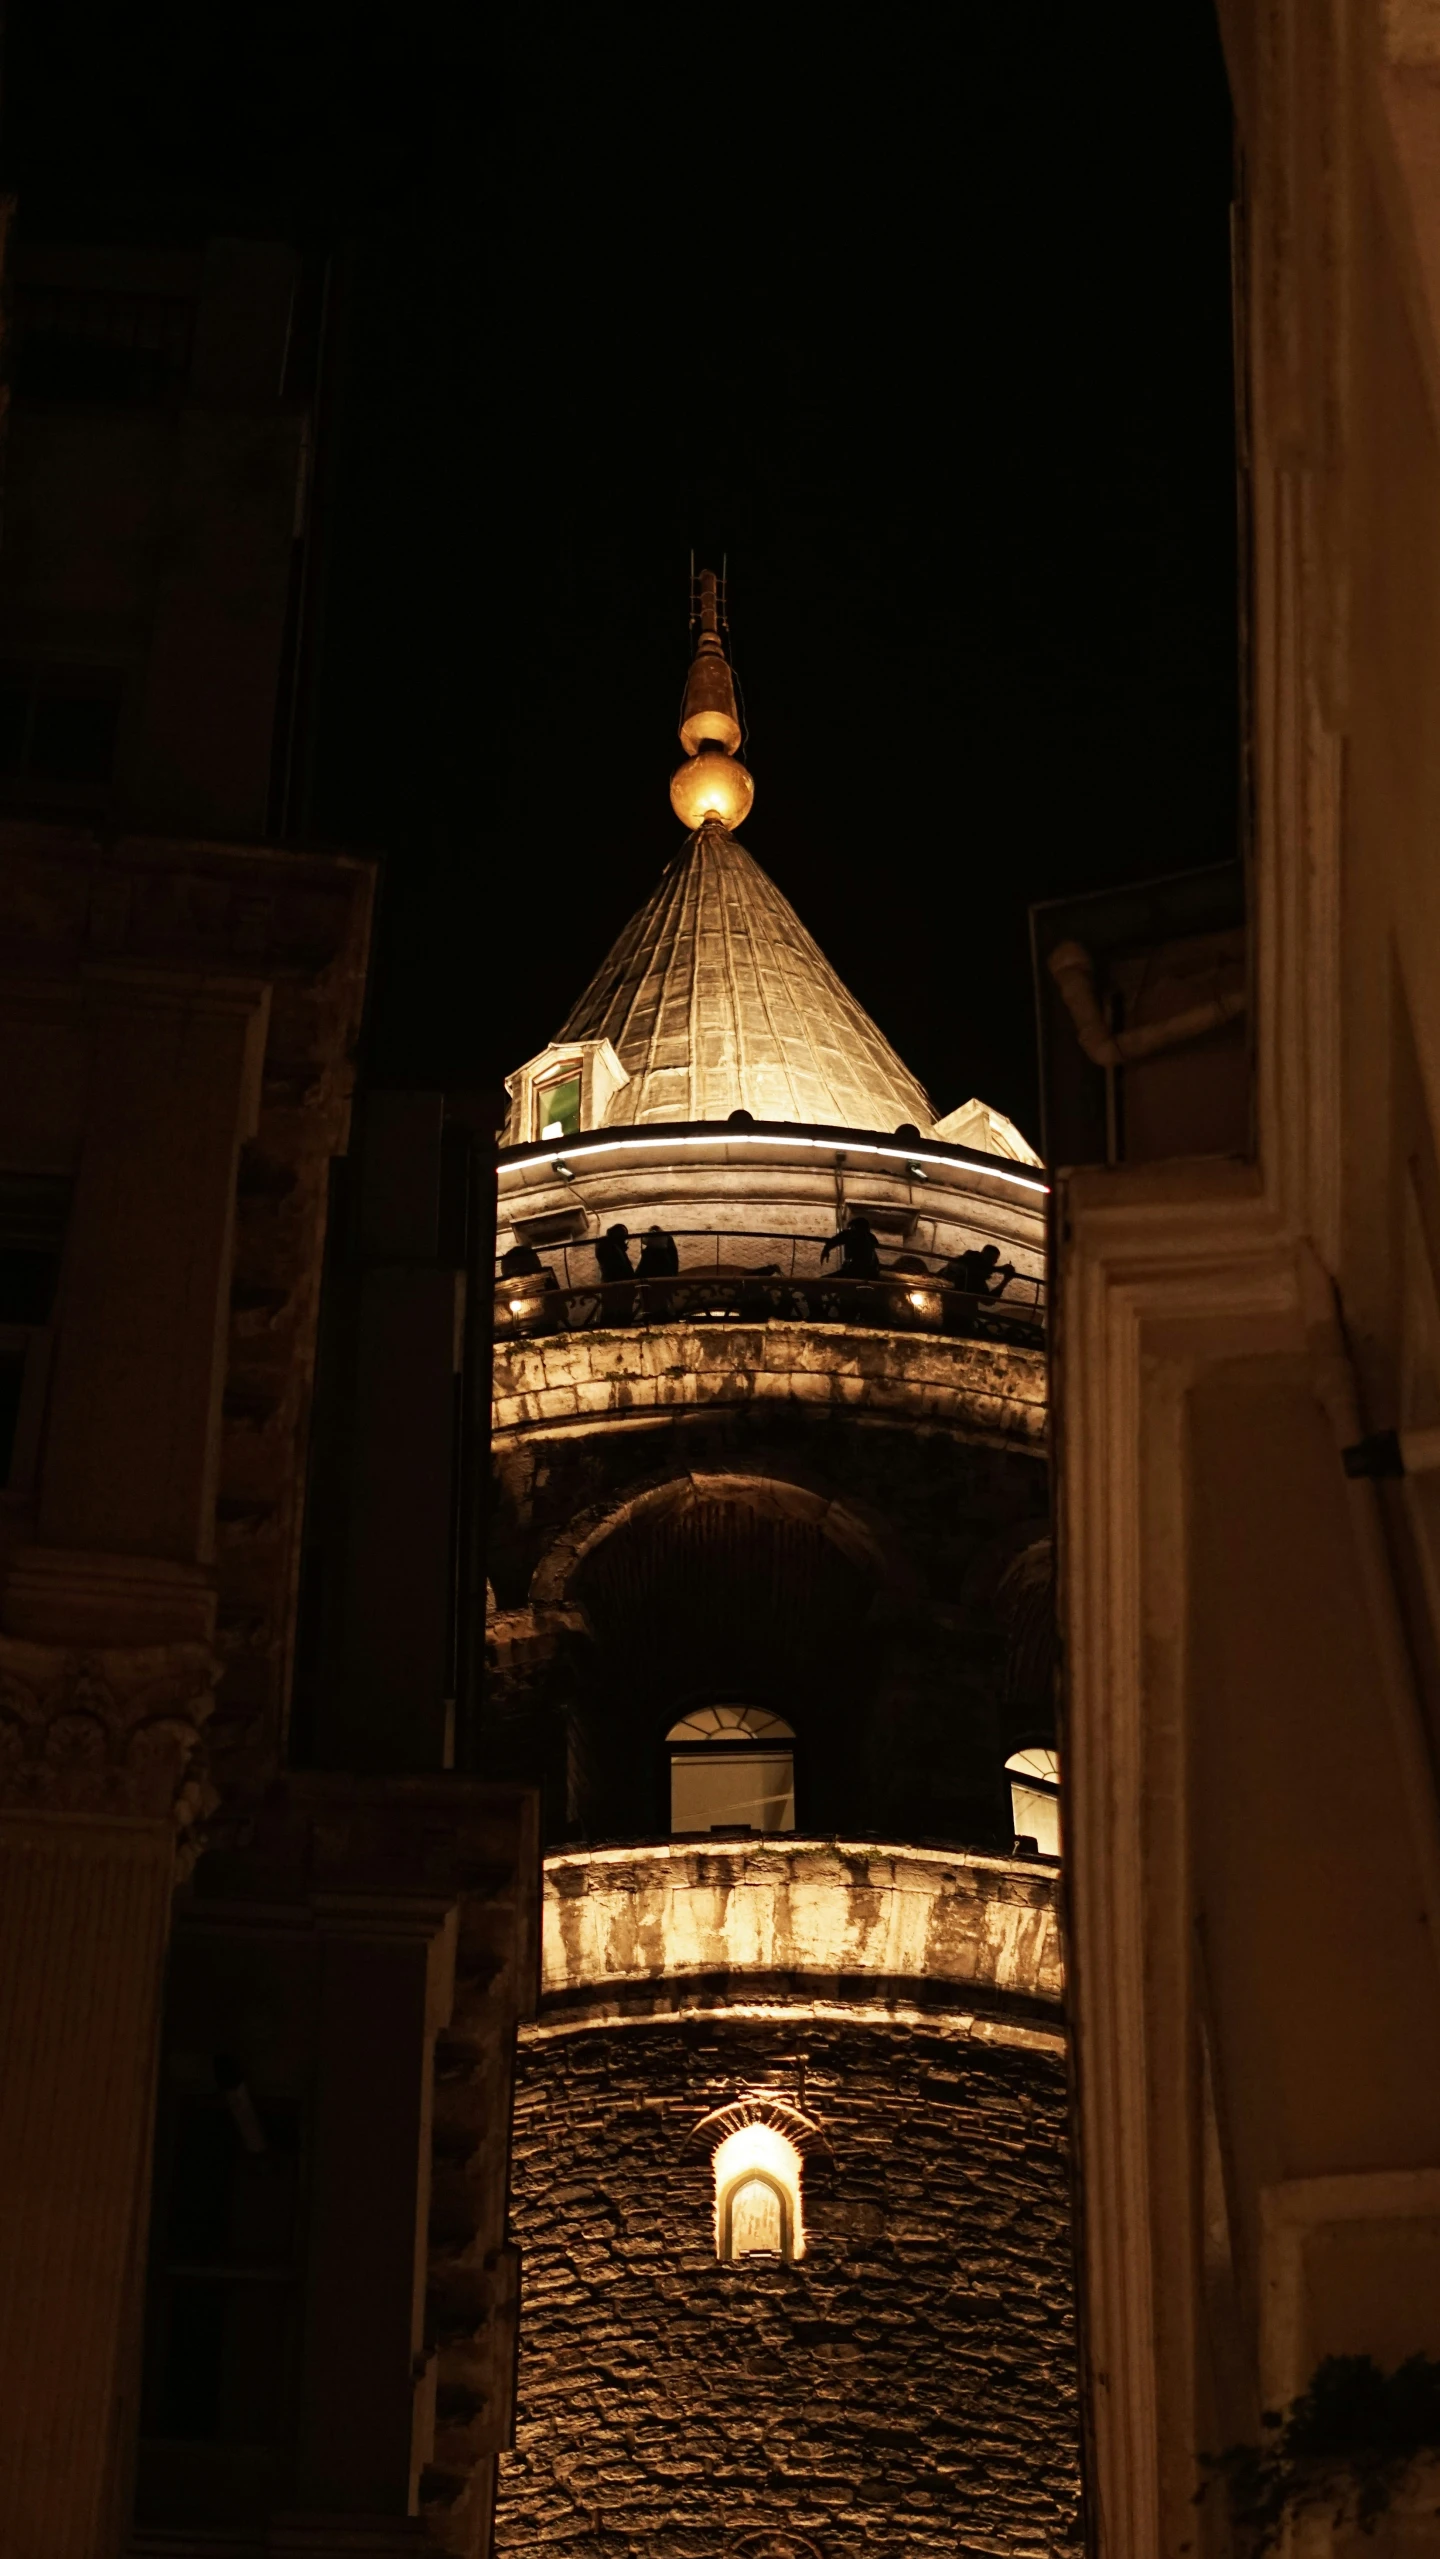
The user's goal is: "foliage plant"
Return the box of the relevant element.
[1198,2355,1440,2553]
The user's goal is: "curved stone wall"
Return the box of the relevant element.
[543,1839,1063,2018]
[495,2008,1080,2555]
[493,1319,1046,1448]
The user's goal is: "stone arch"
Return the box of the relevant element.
[528,1461,921,1614]
[996,1536,1057,1742]
[954,1513,1052,1625]
[573,1482,877,1721]
[530,1466,912,1841]
[683,2090,830,2159]
[694,2102,824,2268]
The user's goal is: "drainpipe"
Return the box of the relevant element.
[1047,939,1247,1067]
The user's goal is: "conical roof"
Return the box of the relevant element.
[556,818,934,1131]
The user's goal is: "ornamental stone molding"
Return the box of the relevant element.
[0,1632,218,1833]
[0,819,374,1823]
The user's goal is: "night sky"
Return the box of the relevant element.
[6,3,1237,1145]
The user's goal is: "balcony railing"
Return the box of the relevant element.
[494,1228,1045,1347]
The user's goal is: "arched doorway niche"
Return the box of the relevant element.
[534,1469,908,1842]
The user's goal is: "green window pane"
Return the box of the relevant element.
[537,1075,581,1138]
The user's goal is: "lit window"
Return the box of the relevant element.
[714,2121,804,2263]
[1006,1744,1060,1856]
[668,1704,795,1835]
[536,1071,581,1140]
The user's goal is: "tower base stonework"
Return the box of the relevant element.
[500,2016,1076,2553]
[494,1845,1078,2553]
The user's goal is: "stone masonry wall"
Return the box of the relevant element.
[492,1321,1046,1451]
[495,2012,1080,2555]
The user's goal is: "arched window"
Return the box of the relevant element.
[1006,1744,1060,1856]
[667,1704,795,1835]
[713,2121,804,2263]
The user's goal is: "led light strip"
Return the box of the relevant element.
[499,1128,1049,1197]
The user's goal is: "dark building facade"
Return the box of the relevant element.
[0,198,538,2559]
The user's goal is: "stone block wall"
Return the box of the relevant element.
[492,1320,1047,1451]
[495,2012,1080,2554]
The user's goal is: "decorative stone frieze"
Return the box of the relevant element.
[0,1631,218,1833]
[0,819,375,1821]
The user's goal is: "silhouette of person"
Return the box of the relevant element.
[501,1242,544,1278]
[822,1213,882,1279]
[943,1242,1015,1300]
[636,1226,680,1279]
[498,1238,558,1327]
[594,1224,634,1283]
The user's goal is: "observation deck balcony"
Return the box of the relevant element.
[494,1225,1046,1348]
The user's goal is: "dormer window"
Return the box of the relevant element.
[504,1039,629,1148]
[535,1071,581,1141]
[668,1705,795,1835]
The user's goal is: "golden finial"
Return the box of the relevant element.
[669,563,755,829]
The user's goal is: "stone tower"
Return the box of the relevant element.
[487,576,1078,2553]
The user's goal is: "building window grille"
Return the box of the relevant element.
[535,1071,581,1141]
[714,2121,804,2264]
[1006,1744,1060,1857]
[667,1704,795,1835]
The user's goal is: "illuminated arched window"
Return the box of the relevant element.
[667,1704,795,1835]
[1006,1744,1060,1857]
[713,2122,804,2263]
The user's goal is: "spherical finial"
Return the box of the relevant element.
[670,742,755,830]
[670,564,754,830]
